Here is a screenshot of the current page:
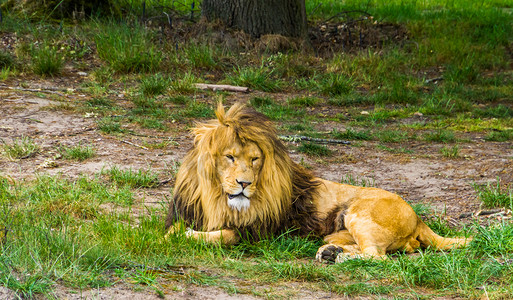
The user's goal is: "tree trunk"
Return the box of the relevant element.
[202,0,307,38]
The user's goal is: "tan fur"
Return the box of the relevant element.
[166,102,471,260]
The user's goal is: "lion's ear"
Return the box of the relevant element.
[215,102,226,124]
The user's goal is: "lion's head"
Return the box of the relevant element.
[166,102,322,238]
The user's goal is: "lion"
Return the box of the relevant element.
[165,102,471,262]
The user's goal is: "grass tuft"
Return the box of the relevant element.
[102,166,159,188]
[97,117,123,134]
[140,73,169,97]
[317,73,354,96]
[228,65,282,92]
[333,128,372,141]
[1,136,40,160]
[95,22,162,73]
[0,50,16,69]
[31,45,63,76]
[287,96,320,107]
[485,130,513,142]
[440,145,460,158]
[59,144,96,161]
[474,180,512,209]
[340,174,375,187]
[424,130,456,143]
[471,222,513,255]
[297,142,332,157]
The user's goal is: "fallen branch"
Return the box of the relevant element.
[9,87,67,97]
[195,83,249,93]
[280,135,351,145]
[425,77,443,84]
[121,140,148,150]
[458,209,506,219]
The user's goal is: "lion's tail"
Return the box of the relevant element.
[416,217,472,250]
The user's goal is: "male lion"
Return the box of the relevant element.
[165,102,471,262]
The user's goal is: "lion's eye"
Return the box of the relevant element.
[251,157,259,162]
[226,155,234,162]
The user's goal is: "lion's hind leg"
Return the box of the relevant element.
[316,230,361,263]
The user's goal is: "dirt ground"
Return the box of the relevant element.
[1,78,512,299]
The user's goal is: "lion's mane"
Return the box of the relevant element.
[166,103,324,239]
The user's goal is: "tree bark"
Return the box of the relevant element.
[202,0,307,38]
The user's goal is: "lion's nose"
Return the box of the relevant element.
[236,180,251,189]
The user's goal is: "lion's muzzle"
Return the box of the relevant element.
[227,193,251,212]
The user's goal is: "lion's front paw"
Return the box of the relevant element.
[185,228,195,237]
[316,244,344,263]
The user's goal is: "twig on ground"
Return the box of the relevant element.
[458,208,508,219]
[9,87,67,97]
[121,140,148,150]
[425,77,444,84]
[158,178,174,186]
[280,135,351,145]
[195,83,249,93]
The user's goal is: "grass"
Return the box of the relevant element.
[424,130,456,143]
[1,136,40,160]
[332,128,372,141]
[59,144,96,161]
[228,65,282,92]
[97,117,124,134]
[474,180,513,210]
[31,44,63,76]
[102,166,159,188]
[340,174,375,187]
[297,142,332,157]
[440,145,460,158]
[94,22,162,73]
[140,73,169,97]
[1,0,513,298]
[485,130,513,142]
[0,50,16,69]
[249,97,305,120]
[0,172,512,298]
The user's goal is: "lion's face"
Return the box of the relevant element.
[216,140,263,212]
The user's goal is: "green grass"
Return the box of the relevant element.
[97,117,124,134]
[474,180,513,210]
[1,136,40,160]
[182,44,223,69]
[169,72,197,94]
[102,166,159,188]
[440,145,460,158]
[94,22,162,73]
[340,174,375,187]
[287,96,320,107]
[332,128,372,141]
[170,101,214,120]
[316,73,354,96]
[485,130,513,142]
[140,73,169,97]
[0,50,16,69]
[424,130,456,143]
[31,44,63,76]
[86,97,114,108]
[0,174,512,298]
[249,97,305,120]
[228,65,282,92]
[375,129,412,143]
[297,142,332,157]
[59,144,96,161]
